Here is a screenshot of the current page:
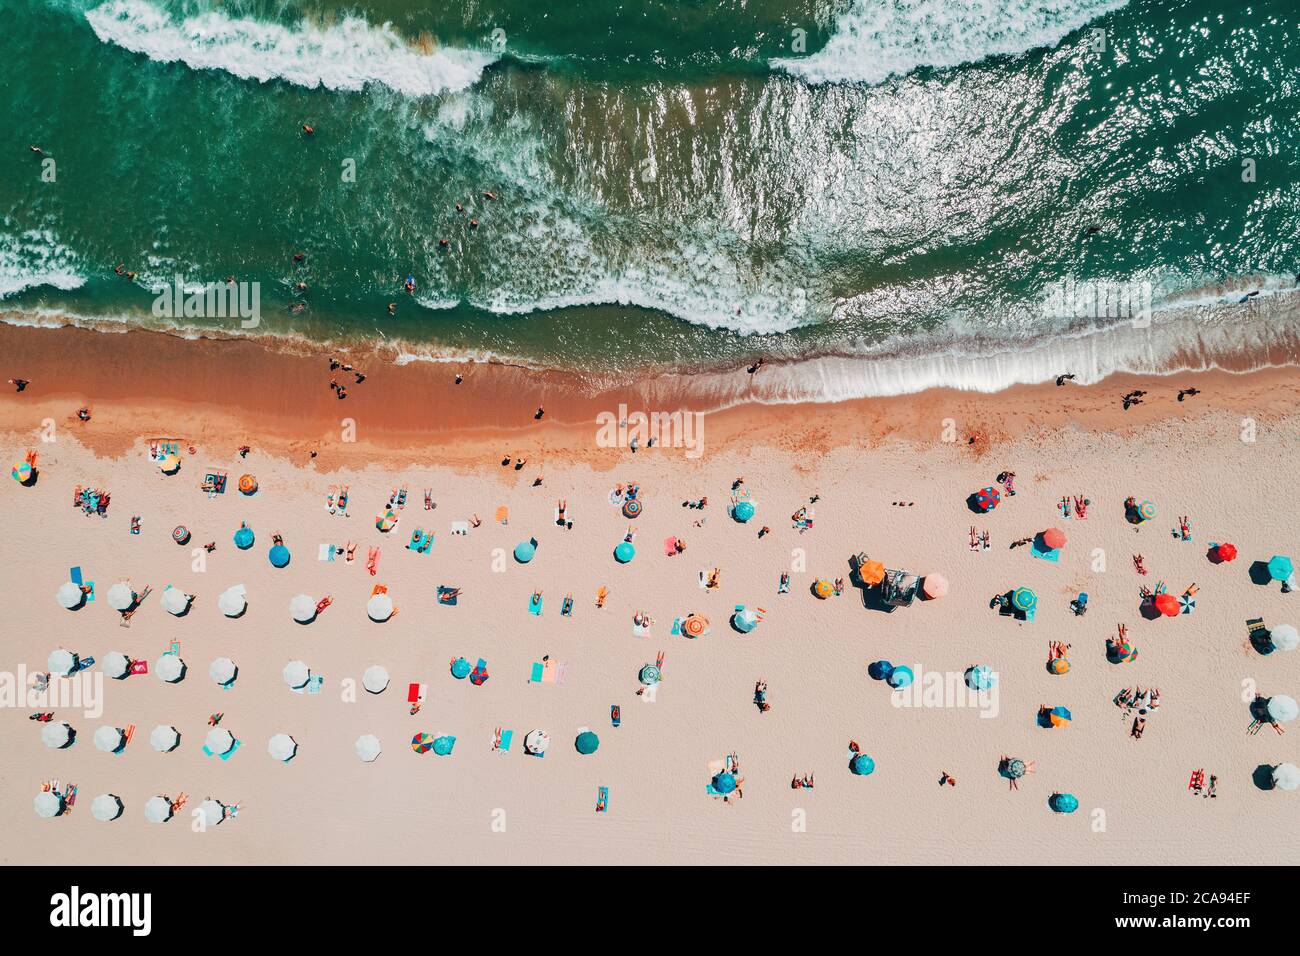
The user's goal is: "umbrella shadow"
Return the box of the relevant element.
[1248,561,1273,586]
[965,493,987,514]
[1250,628,1274,656]
[1252,764,1276,791]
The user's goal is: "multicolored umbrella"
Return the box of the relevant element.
[11,461,32,484]
[1048,658,1070,675]
[411,733,435,754]
[621,498,642,519]
[1137,500,1157,522]
[1048,706,1072,728]
[974,486,1001,512]
[682,615,708,638]
[238,474,257,494]
[1012,587,1037,612]
[1179,594,1197,614]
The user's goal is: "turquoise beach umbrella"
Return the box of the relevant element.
[1050,792,1079,813]
[268,544,290,568]
[888,665,914,689]
[1012,587,1037,612]
[432,735,456,756]
[1268,555,1294,581]
[966,665,996,691]
[233,526,254,550]
[850,754,875,776]
[514,540,536,563]
[614,541,635,563]
[575,731,599,755]
[450,657,471,679]
[712,771,737,794]
[732,500,755,523]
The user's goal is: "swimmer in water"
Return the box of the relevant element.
[302,124,314,135]
[469,219,478,228]
[439,239,449,248]
[483,190,497,201]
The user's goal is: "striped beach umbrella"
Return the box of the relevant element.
[682,614,708,638]
[621,498,642,519]
[1137,500,1156,522]
[411,733,436,754]
[638,664,661,685]
[974,486,1001,512]
[1048,706,1072,728]
[11,461,32,484]
[1179,594,1197,614]
[1012,587,1037,612]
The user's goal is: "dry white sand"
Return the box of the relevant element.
[2,411,1298,865]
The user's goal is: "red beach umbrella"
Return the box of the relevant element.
[1215,543,1237,562]
[1153,593,1180,617]
[1042,528,1067,550]
[974,486,1001,512]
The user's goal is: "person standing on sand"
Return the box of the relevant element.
[8,378,30,392]
[1055,373,1075,386]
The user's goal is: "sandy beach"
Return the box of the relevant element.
[2,325,1297,865]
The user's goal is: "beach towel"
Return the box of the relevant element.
[529,661,545,683]
[528,594,543,615]
[1030,542,1061,563]
[203,739,242,761]
[437,586,459,606]
[494,506,508,525]
[498,729,513,752]
[306,675,324,694]
[596,786,609,812]
[665,537,678,556]
[318,544,336,561]
[451,521,469,536]
[671,617,682,636]
[407,683,427,704]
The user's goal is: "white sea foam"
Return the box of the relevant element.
[0,229,85,300]
[84,0,498,96]
[772,0,1128,85]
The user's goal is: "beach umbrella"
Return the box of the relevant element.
[268,543,290,568]
[1012,587,1037,613]
[1048,658,1070,675]
[411,733,435,754]
[268,733,297,762]
[356,735,382,762]
[155,653,186,683]
[732,500,755,523]
[367,592,394,622]
[523,730,550,755]
[513,540,536,563]
[888,665,914,689]
[1005,758,1027,779]
[34,791,65,819]
[712,771,738,793]
[432,735,456,756]
[160,587,190,615]
[47,648,77,676]
[172,525,190,545]
[159,453,181,474]
[850,754,875,776]
[289,594,316,623]
[966,665,996,691]
[1137,500,1156,522]
[363,665,390,694]
[205,728,235,756]
[922,573,949,599]
[733,607,760,633]
[614,541,635,563]
[238,474,257,494]
[209,657,237,687]
[1266,695,1298,723]
[217,585,247,617]
[233,525,255,549]
[1153,593,1180,617]
[683,614,709,638]
[282,660,310,689]
[1050,793,1079,813]
[102,651,131,680]
[56,581,84,610]
[575,731,600,755]
[1042,528,1067,550]
[1114,640,1138,662]
[90,794,124,822]
[858,560,886,586]
[1269,624,1299,652]
[93,725,125,753]
[375,510,399,532]
[1269,555,1295,582]
[199,799,226,827]
[974,486,1001,512]
[813,579,833,599]
[622,498,642,519]
[41,721,73,749]
[1179,594,1197,615]
[144,796,174,823]
[450,657,471,679]
[1048,706,1072,728]
[638,664,662,685]
[1214,542,1237,562]
[12,461,32,484]
[1273,763,1300,791]
[149,725,180,753]
[106,582,134,611]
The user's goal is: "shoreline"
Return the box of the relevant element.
[1,321,1299,473]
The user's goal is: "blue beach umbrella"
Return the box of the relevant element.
[966,665,996,691]
[432,735,456,756]
[614,541,635,563]
[450,657,471,680]
[732,500,755,523]
[268,544,290,568]
[1268,555,1294,582]
[712,771,737,794]
[1050,792,1079,814]
[514,539,536,563]
[1012,587,1037,612]
[575,731,600,755]
[850,754,875,776]
[868,660,893,681]
[233,525,254,550]
[887,665,914,689]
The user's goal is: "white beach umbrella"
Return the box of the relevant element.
[56,581,84,610]
[524,729,550,755]
[41,721,73,749]
[149,724,180,752]
[102,651,130,680]
[1270,624,1299,652]
[90,793,124,822]
[282,660,310,689]
[93,725,125,753]
[1267,695,1299,723]
[268,733,298,762]
[355,734,381,762]
[205,727,235,756]
[144,796,174,823]
[289,594,316,623]
[217,586,247,617]
[199,798,226,827]
[362,665,390,694]
[1274,763,1300,791]
[366,593,394,622]
[160,587,190,615]
[47,648,77,676]
[209,657,238,686]
[155,653,186,683]
[106,582,134,611]
[34,791,64,819]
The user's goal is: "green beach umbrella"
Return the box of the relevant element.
[1012,587,1037,612]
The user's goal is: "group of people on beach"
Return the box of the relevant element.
[327,357,367,400]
